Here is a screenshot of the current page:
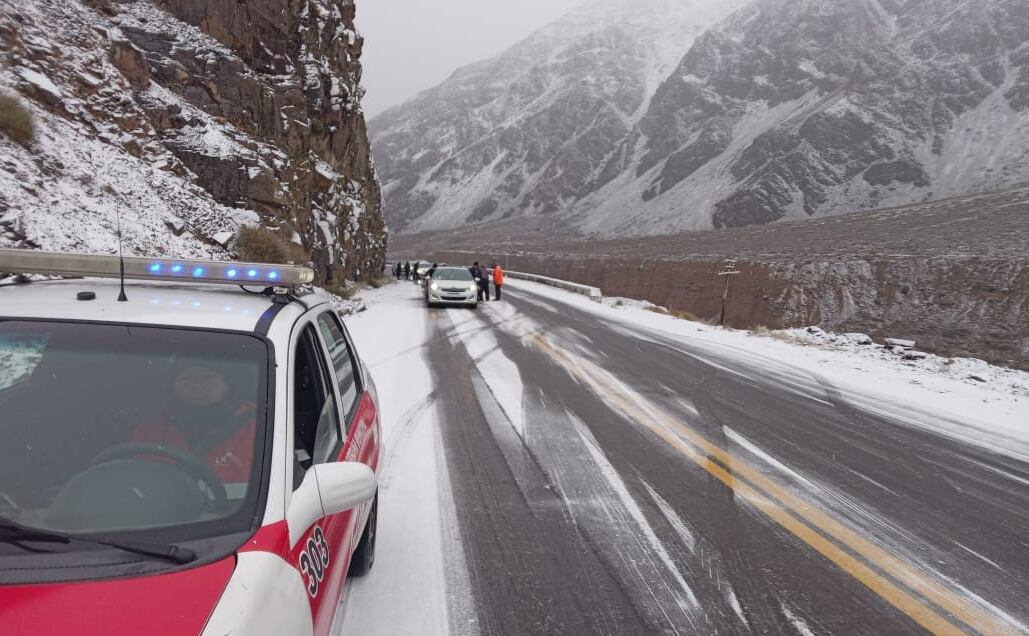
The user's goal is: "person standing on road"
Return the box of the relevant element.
[470,261,483,301]
[403,261,410,280]
[479,263,491,301]
[492,263,504,301]
[427,263,438,280]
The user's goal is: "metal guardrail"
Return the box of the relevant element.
[506,270,602,302]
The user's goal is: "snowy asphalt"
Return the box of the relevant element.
[340,280,1029,636]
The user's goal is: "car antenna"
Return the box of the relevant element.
[116,207,128,302]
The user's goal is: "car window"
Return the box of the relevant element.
[0,320,268,540]
[315,312,360,421]
[293,325,342,489]
[433,268,473,281]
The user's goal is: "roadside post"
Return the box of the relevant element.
[718,259,740,327]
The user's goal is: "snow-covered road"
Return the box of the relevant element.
[334,278,1029,635]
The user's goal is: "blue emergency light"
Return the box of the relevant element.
[0,248,314,287]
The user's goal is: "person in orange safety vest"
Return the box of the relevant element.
[491,263,504,301]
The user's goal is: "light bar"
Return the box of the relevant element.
[0,248,314,287]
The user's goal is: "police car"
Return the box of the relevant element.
[0,248,381,635]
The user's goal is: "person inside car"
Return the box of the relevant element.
[132,364,256,484]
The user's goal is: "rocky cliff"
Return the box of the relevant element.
[373,0,1029,238]
[0,0,385,282]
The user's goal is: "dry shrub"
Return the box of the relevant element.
[235,226,309,265]
[669,309,700,322]
[754,328,817,347]
[646,305,702,322]
[285,241,311,266]
[323,283,356,300]
[0,92,36,145]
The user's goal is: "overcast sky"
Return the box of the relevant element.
[355,0,583,119]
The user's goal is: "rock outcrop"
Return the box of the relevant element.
[0,0,385,282]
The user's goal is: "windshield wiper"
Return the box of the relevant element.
[0,517,196,564]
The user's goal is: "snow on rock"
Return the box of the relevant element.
[842,333,873,345]
[163,216,186,236]
[0,0,384,281]
[15,67,62,105]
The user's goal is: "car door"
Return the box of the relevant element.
[310,310,380,631]
[286,319,354,635]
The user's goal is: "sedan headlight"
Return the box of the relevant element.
[468,283,477,292]
[430,282,439,291]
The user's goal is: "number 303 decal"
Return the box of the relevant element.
[299,526,331,597]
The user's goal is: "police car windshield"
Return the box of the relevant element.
[0,320,269,543]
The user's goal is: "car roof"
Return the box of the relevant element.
[0,278,322,333]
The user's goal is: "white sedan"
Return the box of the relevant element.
[425,266,478,309]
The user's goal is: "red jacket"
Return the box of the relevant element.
[133,403,256,483]
[493,266,504,285]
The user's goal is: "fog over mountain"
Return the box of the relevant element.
[371,0,1029,237]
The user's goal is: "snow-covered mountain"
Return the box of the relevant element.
[373,0,1029,237]
[0,0,386,281]
[369,0,747,233]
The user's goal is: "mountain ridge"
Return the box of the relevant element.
[372,0,1029,238]
[370,0,747,234]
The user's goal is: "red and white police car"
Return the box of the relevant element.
[0,248,381,635]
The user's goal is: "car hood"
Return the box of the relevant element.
[0,557,235,635]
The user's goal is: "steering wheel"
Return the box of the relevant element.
[91,442,229,511]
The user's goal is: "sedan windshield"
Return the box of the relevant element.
[433,268,473,281]
[0,320,269,545]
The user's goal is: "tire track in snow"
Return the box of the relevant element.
[458,306,716,632]
[639,479,752,632]
[523,328,1021,635]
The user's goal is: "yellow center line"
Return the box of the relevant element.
[661,430,966,636]
[530,334,1018,636]
[650,409,1017,636]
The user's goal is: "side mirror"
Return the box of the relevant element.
[286,462,377,545]
[316,462,377,515]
